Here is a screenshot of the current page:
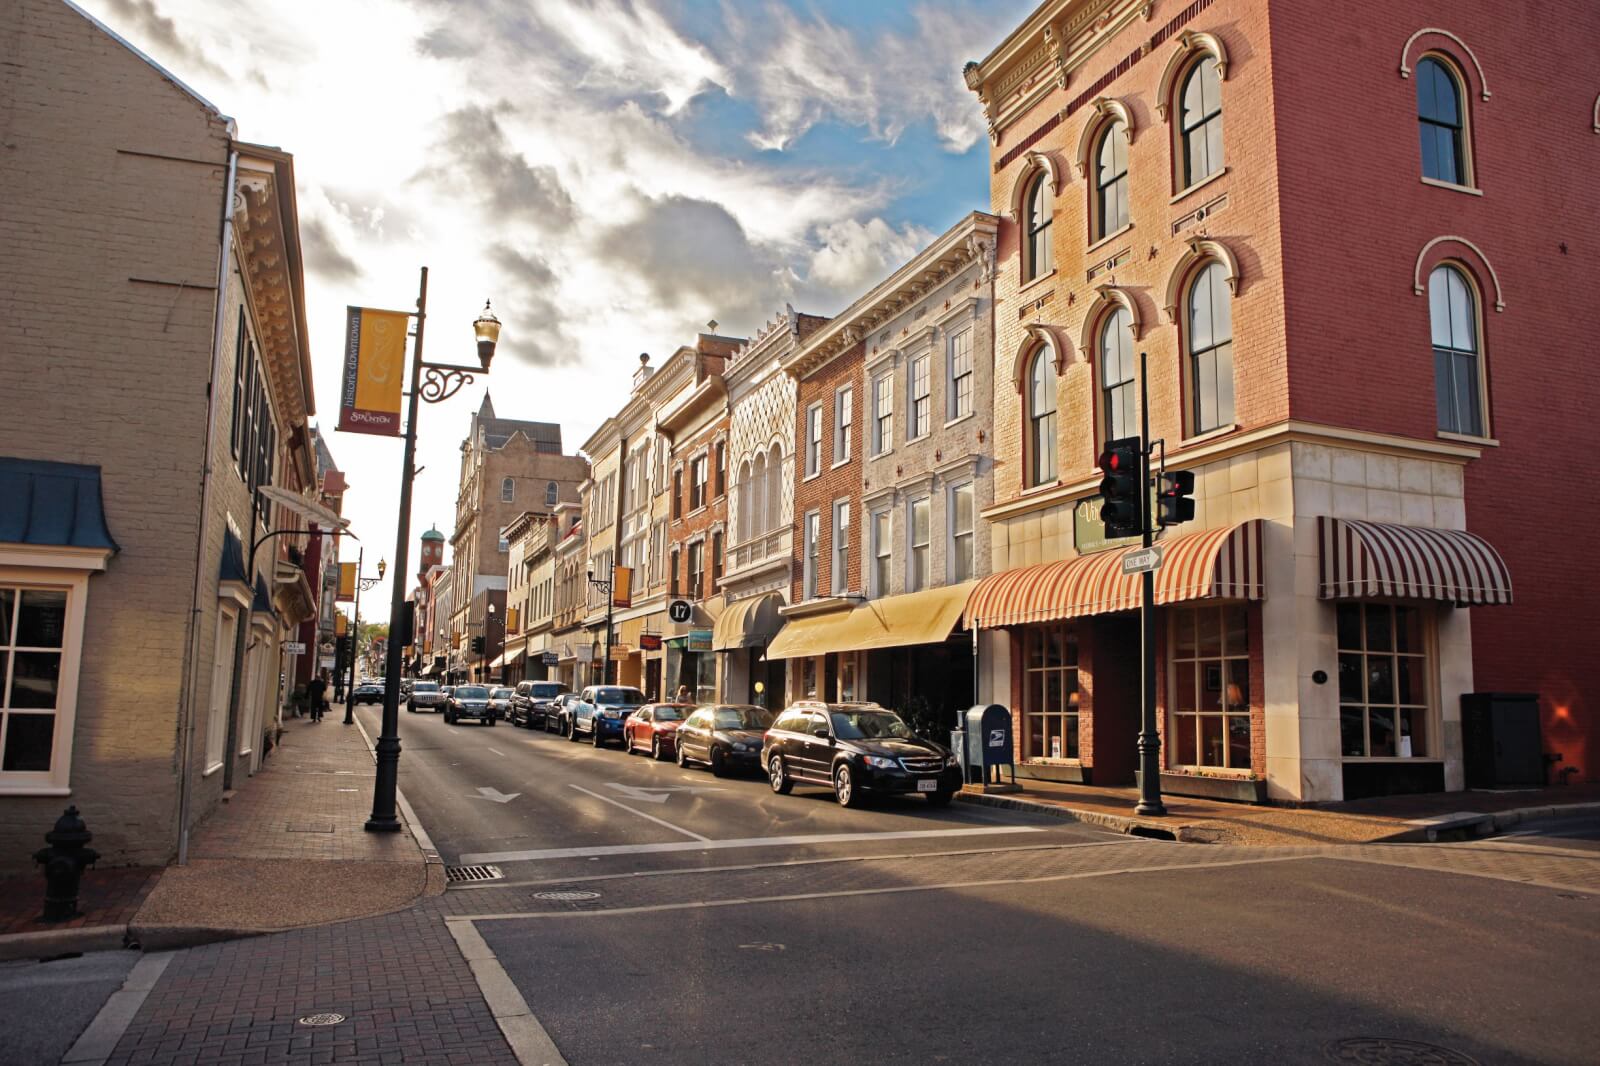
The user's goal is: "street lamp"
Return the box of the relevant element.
[367,273,499,835]
[485,602,501,684]
[341,551,386,725]
[586,566,614,687]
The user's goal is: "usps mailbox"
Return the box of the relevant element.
[958,704,1014,786]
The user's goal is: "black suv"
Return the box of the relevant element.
[510,680,569,729]
[762,702,962,808]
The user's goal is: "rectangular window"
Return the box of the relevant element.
[687,540,705,600]
[872,374,894,455]
[690,455,707,512]
[1337,603,1428,758]
[950,482,974,582]
[714,441,726,498]
[834,387,852,463]
[711,530,723,592]
[1023,625,1079,760]
[871,510,891,597]
[801,657,817,699]
[230,312,246,460]
[803,511,820,599]
[669,548,680,597]
[806,404,823,476]
[672,469,682,519]
[908,354,931,439]
[1169,604,1253,769]
[207,606,238,772]
[0,585,69,777]
[948,329,973,421]
[831,501,849,595]
[908,497,930,592]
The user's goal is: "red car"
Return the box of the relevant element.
[623,703,693,760]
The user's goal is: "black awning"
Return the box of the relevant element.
[0,457,119,552]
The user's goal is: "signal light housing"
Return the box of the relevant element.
[1098,436,1144,540]
[1157,469,1197,527]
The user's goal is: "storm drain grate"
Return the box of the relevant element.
[533,889,601,902]
[445,864,504,884]
[1324,1038,1480,1065]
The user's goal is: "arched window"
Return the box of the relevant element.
[501,477,514,503]
[748,454,766,539]
[1093,120,1129,240]
[1179,56,1223,188]
[1186,261,1235,434]
[765,445,783,532]
[1098,306,1136,443]
[1430,264,1483,436]
[545,480,558,507]
[1027,347,1057,486]
[1024,172,1053,281]
[1416,56,1467,185]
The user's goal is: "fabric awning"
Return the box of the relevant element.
[259,485,349,531]
[965,521,1264,629]
[1317,517,1511,605]
[765,583,975,660]
[712,593,786,651]
[487,647,527,671]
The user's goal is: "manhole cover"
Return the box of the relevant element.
[446,864,504,884]
[533,889,601,901]
[1324,1038,1480,1065]
[297,1013,346,1027]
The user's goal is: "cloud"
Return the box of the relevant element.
[486,243,578,368]
[102,0,228,81]
[300,218,362,282]
[807,217,936,295]
[414,105,575,229]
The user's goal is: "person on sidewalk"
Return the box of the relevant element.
[306,671,329,722]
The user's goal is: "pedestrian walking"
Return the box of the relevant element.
[306,671,329,722]
[675,684,690,704]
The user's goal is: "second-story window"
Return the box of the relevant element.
[1027,347,1058,486]
[710,530,722,592]
[950,482,974,583]
[835,387,852,462]
[806,404,823,477]
[1094,120,1130,239]
[803,511,820,599]
[687,540,704,599]
[948,329,973,421]
[672,468,682,519]
[1099,306,1136,444]
[871,509,891,597]
[690,455,707,511]
[1024,171,1053,281]
[908,497,930,592]
[714,441,726,498]
[502,477,514,503]
[832,501,849,595]
[1186,260,1235,435]
[908,353,931,439]
[872,373,894,455]
[1416,56,1468,186]
[1180,56,1224,188]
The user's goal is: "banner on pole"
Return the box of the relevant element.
[337,562,357,601]
[338,306,408,435]
[612,566,634,609]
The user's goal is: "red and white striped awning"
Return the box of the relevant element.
[964,521,1264,629]
[1317,517,1512,605]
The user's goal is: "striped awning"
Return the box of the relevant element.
[1317,517,1511,605]
[965,521,1263,629]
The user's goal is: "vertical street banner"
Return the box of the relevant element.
[338,562,357,601]
[612,566,633,609]
[338,306,408,435]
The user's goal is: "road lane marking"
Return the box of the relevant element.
[474,787,522,803]
[460,824,1042,865]
[62,952,174,1066]
[604,781,726,804]
[446,920,568,1066]
[487,747,507,757]
[568,784,709,842]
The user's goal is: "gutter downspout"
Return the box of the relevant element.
[175,141,239,866]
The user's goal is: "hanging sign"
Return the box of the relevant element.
[338,306,408,436]
[337,562,357,601]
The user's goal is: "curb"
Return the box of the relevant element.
[125,923,265,953]
[354,714,448,894]
[0,923,129,963]
[957,789,1191,841]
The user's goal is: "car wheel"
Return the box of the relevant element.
[591,724,604,747]
[709,746,727,777]
[926,790,954,807]
[676,741,690,768]
[834,763,863,808]
[651,736,664,761]
[406,704,415,713]
[768,755,792,795]
[567,720,580,742]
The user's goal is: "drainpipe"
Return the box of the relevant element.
[174,141,239,866]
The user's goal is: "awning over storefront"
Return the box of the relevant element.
[766,583,975,660]
[712,593,786,651]
[1317,517,1511,605]
[965,520,1264,629]
[487,647,526,671]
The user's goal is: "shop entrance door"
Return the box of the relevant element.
[645,658,662,703]
[1092,615,1140,784]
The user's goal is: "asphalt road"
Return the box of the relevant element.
[0,950,137,1065]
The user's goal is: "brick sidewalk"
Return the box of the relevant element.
[0,864,160,937]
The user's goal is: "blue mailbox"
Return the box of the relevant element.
[960,704,1014,786]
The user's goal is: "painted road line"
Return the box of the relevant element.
[487,747,507,757]
[569,783,709,842]
[447,919,567,1066]
[459,824,1043,865]
[61,952,175,1066]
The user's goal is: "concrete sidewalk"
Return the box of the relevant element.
[960,777,1600,846]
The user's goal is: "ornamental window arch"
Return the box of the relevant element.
[1157,31,1229,193]
[1010,152,1060,283]
[1074,99,1136,243]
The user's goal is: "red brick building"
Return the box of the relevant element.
[962,0,1597,801]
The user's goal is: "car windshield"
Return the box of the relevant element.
[830,709,914,740]
[532,684,565,698]
[714,706,774,731]
[490,688,514,699]
[650,705,688,722]
[413,683,438,693]
[594,688,645,705]
[456,686,489,699]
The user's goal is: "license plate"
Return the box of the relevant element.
[916,779,938,793]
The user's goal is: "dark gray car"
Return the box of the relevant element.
[445,685,496,726]
[407,681,445,713]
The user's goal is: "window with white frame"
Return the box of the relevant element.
[687,540,705,600]
[831,501,849,595]
[1170,604,1251,769]
[0,585,72,780]
[834,387,852,463]
[1179,55,1224,188]
[948,329,973,421]
[1430,263,1484,437]
[871,509,891,597]
[803,511,820,599]
[805,404,823,477]
[908,497,930,592]
[949,482,974,582]
[690,454,708,511]
[1339,603,1429,758]
[207,605,238,773]
[1027,347,1058,485]
[501,477,515,503]
[1023,624,1079,759]
[1093,119,1130,240]
[1099,306,1137,444]
[907,353,931,439]
[872,373,893,455]
[1186,261,1235,434]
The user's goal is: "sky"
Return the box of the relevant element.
[78,0,1036,614]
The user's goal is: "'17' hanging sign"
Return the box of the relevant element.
[338,306,408,436]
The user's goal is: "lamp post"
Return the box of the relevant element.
[342,551,385,725]
[485,602,502,684]
[586,565,614,686]
[366,271,500,834]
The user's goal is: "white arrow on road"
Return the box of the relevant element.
[604,782,725,804]
[472,787,521,803]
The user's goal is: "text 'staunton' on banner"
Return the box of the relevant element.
[338,306,408,435]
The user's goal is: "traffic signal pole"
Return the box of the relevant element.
[343,547,363,725]
[1135,351,1166,816]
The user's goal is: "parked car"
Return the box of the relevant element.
[623,703,692,760]
[486,686,515,722]
[567,685,647,746]
[676,704,775,776]
[444,684,496,726]
[546,693,581,735]
[352,682,384,705]
[511,680,569,729]
[762,702,961,807]
[407,680,445,713]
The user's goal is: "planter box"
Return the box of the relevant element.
[1137,770,1267,804]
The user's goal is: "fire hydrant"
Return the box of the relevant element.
[34,806,99,922]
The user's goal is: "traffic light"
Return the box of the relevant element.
[472,635,486,654]
[335,635,352,671]
[1098,436,1144,539]
[1157,469,1196,527]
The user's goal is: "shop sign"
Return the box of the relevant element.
[1073,494,1151,554]
[609,644,633,660]
[639,632,663,651]
[667,599,692,623]
[283,641,307,655]
[687,628,713,652]
[542,651,560,666]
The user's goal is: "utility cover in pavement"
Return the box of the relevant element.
[533,889,601,901]
[297,1014,345,1027]
[1323,1038,1479,1065]
[446,864,504,883]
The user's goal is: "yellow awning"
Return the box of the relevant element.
[712,593,785,651]
[765,583,975,660]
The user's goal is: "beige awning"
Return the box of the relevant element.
[712,593,785,651]
[765,583,975,660]
[259,485,348,530]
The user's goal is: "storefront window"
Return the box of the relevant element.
[1022,625,1078,760]
[1338,603,1428,758]
[801,657,817,699]
[838,656,857,701]
[1169,604,1251,769]
[1,587,66,774]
